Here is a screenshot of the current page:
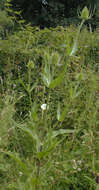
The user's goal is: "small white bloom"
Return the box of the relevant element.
[72,159,77,170]
[77,160,82,165]
[13,84,16,89]
[41,104,47,111]
[19,171,23,176]
[78,168,81,171]
[42,0,48,5]
[73,165,77,170]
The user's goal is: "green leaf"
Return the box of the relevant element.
[14,11,22,15]
[5,8,13,13]
[52,129,75,138]
[70,85,83,99]
[27,60,34,70]
[18,20,25,24]
[49,72,64,88]
[1,151,29,175]
[57,102,61,121]
[19,78,27,91]
[42,73,52,87]
[30,82,37,92]
[70,86,73,98]
[59,106,67,122]
[96,184,99,190]
[37,141,57,159]
[42,64,52,87]
[18,127,41,152]
[70,41,78,56]
[66,39,71,56]
[31,102,38,121]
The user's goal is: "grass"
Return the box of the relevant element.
[0,7,99,190]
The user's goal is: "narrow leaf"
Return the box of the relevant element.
[1,151,29,175]
[18,127,41,152]
[57,102,61,121]
[59,107,67,122]
[19,79,27,91]
[70,42,78,56]
[31,102,38,121]
[52,129,74,138]
[49,72,64,88]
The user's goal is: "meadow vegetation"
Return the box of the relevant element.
[0,4,99,190]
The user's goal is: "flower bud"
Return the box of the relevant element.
[41,104,47,111]
[81,6,89,20]
[27,60,34,69]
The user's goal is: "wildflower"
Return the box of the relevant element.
[73,165,77,169]
[41,104,47,111]
[78,168,81,172]
[78,6,94,21]
[72,159,77,170]
[81,6,89,20]
[77,160,82,165]
[13,84,16,89]
[19,171,23,176]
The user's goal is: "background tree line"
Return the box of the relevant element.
[0,0,99,28]
[11,0,99,28]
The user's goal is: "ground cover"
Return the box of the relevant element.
[0,6,99,190]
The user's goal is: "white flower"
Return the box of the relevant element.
[72,159,77,169]
[41,104,47,111]
[73,165,77,170]
[19,171,23,176]
[42,0,48,5]
[78,168,81,171]
[77,160,82,165]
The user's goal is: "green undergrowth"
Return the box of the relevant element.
[0,7,99,190]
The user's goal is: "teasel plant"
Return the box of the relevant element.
[70,6,95,56]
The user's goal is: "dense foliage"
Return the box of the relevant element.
[0,2,99,190]
[10,0,99,28]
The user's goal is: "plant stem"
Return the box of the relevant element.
[35,158,40,190]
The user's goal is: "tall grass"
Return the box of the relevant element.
[0,6,99,190]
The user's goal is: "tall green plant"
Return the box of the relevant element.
[0,6,98,190]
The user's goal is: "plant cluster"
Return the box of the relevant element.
[0,5,99,190]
